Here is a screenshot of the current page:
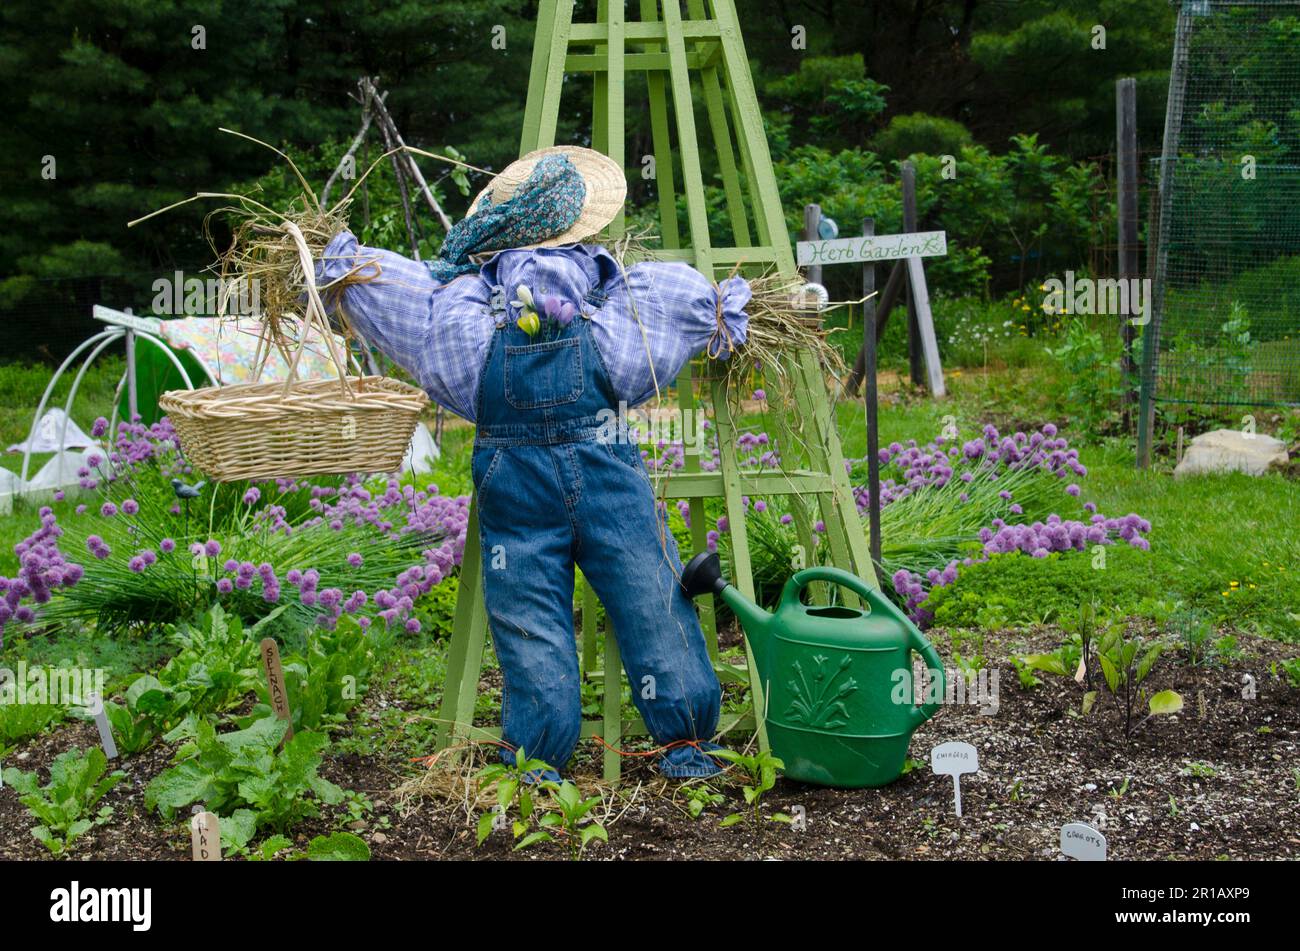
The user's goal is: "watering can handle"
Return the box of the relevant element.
[783,567,945,727]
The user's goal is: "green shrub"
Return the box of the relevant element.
[872,112,973,161]
[924,547,1157,629]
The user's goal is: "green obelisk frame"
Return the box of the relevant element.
[435,0,875,781]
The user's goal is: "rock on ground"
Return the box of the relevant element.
[1174,428,1289,478]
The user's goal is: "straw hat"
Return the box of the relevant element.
[472,146,627,250]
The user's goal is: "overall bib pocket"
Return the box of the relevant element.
[504,337,583,409]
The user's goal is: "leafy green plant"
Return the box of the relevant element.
[145,715,344,847]
[530,781,608,860]
[244,830,371,862]
[474,748,557,851]
[1173,605,1220,668]
[1009,656,1042,690]
[1094,622,1183,738]
[243,617,378,733]
[949,629,987,682]
[708,748,789,827]
[1044,318,1122,435]
[2,747,124,855]
[678,781,727,819]
[157,603,267,714]
[0,699,64,747]
[1277,657,1300,688]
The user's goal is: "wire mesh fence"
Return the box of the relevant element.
[1145,0,1300,410]
[0,274,158,364]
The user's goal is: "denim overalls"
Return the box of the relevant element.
[471,289,723,779]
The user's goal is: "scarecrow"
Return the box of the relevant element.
[315,147,752,779]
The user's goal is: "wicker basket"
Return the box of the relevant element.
[160,375,428,482]
[159,221,430,482]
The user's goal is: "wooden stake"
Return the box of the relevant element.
[803,204,823,288]
[1116,77,1140,424]
[191,810,222,861]
[862,218,882,568]
[260,638,293,745]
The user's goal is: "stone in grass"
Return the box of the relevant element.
[1173,429,1288,478]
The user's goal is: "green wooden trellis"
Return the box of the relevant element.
[434,0,875,781]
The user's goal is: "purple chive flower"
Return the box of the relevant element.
[405,618,422,634]
[121,499,139,515]
[1065,483,1081,497]
[100,502,117,517]
[753,388,767,401]
[223,559,239,572]
[204,539,221,557]
[216,578,233,594]
[242,487,261,505]
[286,569,303,586]
[128,556,146,573]
[346,552,363,568]
[160,538,175,553]
[91,417,109,438]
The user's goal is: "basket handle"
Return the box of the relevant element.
[282,221,354,400]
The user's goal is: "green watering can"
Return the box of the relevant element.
[682,552,946,788]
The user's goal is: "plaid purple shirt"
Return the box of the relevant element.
[316,232,751,422]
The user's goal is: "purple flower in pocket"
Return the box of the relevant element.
[543,295,576,327]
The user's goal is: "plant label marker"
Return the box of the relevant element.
[1060,822,1107,861]
[86,692,118,760]
[191,810,221,861]
[931,741,978,817]
[259,638,293,745]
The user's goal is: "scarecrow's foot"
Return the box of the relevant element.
[658,742,726,779]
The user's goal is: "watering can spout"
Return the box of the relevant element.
[680,552,773,668]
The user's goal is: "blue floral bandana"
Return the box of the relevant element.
[426,154,587,283]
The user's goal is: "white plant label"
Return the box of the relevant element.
[86,692,118,760]
[931,741,978,817]
[1060,822,1107,861]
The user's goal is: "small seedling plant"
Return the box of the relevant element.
[1094,622,1183,738]
[475,748,554,850]
[707,748,790,827]
[678,781,726,820]
[2,747,125,856]
[533,780,608,860]
[473,750,607,859]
